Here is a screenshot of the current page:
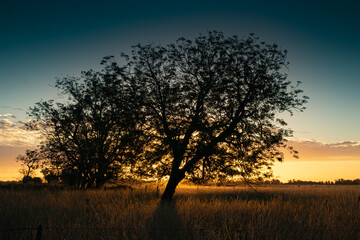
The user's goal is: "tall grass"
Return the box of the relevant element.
[1,185,359,239]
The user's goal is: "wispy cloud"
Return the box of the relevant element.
[0,119,15,129]
[0,117,40,148]
[328,141,360,148]
[285,138,360,162]
[0,106,24,111]
[0,113,16,118]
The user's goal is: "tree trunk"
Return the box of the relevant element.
[161,171,184,201]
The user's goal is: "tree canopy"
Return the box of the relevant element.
[23,31,307,199]
[28,68,142,188]
[107,31,308,200]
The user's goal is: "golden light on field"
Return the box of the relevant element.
[1,185,360,239]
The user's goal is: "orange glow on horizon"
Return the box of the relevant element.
[1,138,360,182]
[273,160,360,182]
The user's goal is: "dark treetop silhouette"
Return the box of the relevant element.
[26,31,307,199]
[28,68,142,189]
[110,31,307,200]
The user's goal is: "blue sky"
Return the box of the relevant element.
[1,0,360,180]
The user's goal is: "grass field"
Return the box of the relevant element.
[1,185,360,240]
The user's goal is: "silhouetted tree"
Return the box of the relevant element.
[104,31,308,200]
[28,68,141,188]
[16,149,42,183]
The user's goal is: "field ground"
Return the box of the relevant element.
[1,185,360,240]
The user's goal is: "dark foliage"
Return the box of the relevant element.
[27,68,142,189]
[101,31,308,199]
[21,31,307,197]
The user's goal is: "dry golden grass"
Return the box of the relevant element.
[1,185,360,239]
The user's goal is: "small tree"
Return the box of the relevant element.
[104,31,308,200]
[16,149,42,183]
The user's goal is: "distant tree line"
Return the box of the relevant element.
[261,179,360,185]
[17,31,308,200]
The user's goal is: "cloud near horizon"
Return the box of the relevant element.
[0,115,359,162]
[0,113,16,118]
[285,139,360,162]
[0,116,40,148]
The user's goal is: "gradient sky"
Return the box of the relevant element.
[1,0,359,181]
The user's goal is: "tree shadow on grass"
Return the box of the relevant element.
[178,189,279,202]
[147,199,192,240]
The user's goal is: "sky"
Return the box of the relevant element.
[1,0,360,181]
